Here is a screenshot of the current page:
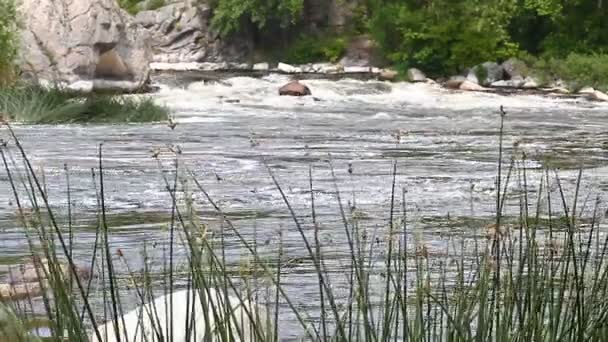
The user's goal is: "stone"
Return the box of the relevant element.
[444,76,466,89]
[491,76,525,88]
[459,80,485,91]
[407,68,427,82]
[522,77,540,89]
[18,0,152,93]
[277,63,302,74]
[135,0,252,63]
[501,57,528,79]
[587,90,608,102]
[6,257,91,285]
[469,62,505,86]
[466,71,479,85]
[279,81,312,96]
[253,62,270,71]
[344,66,371,73]
[379,69,399,81]
[92,289,268,342]
[578,86,596,95]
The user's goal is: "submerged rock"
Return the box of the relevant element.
[1,257,90,301]
[279,81,312,96]
[18,0,152,92]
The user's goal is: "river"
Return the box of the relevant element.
[1,74,607,339]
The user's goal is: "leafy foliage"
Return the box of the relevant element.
[0,0,17,86]
[118,0,166,15]
[284,34,347,64]
[211,0,304,37]
[368,0,518,76]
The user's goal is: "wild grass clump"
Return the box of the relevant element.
[0,85,169,124]
[1,107,608,341]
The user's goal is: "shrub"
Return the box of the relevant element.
[0,0,18,86]
[368,0,518,76]
[284,34,347,64]
[555,53,608,92]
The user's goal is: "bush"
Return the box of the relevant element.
[555,53,608,92]
[368,0,518,76]
[284,34,347,64]
[0,0,18,86]
[0,85,170,124]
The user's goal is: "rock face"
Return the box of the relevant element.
[135,0,252,63]
[407,68,426,82]
[339,35,381,67]
[279,81,312,96]
[18,0,152,92]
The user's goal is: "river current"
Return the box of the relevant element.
[1,74,607,338]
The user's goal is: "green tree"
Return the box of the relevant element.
[211,0,304,37]
[368,0,518,76]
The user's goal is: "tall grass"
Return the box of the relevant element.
[0,85,169,124]
[1,108,608,341]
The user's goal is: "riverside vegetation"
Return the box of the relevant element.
[2,110,608,341]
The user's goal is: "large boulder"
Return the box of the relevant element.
[468,62,504,86]
[501,57,528,79]
[407,68,427,82]
[279,81,312,96]
[135,0,252,63]
[18,0,152,92]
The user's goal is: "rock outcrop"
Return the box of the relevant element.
[279,81,312,96]
[135,0,252,63]
[18,0,152,92]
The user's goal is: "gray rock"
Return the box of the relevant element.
[459,80,485,91]
[18,0,152,92]
[379,69,398,81]
[522,77,540,89]
[407,68,426,82]
[469,62,504,86]
[445,76,466,89]
[587,90,608,102]
[277,63,302,74]
[491,76,525,88]
[579,86,596,94]
[135,0,251,63]
[501,58,528,79]
[279,81,311,96]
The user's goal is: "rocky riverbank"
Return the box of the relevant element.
[13,0,608,102]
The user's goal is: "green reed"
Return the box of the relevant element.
[1,107,608,341]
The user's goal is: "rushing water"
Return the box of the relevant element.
[1,74,608,338]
